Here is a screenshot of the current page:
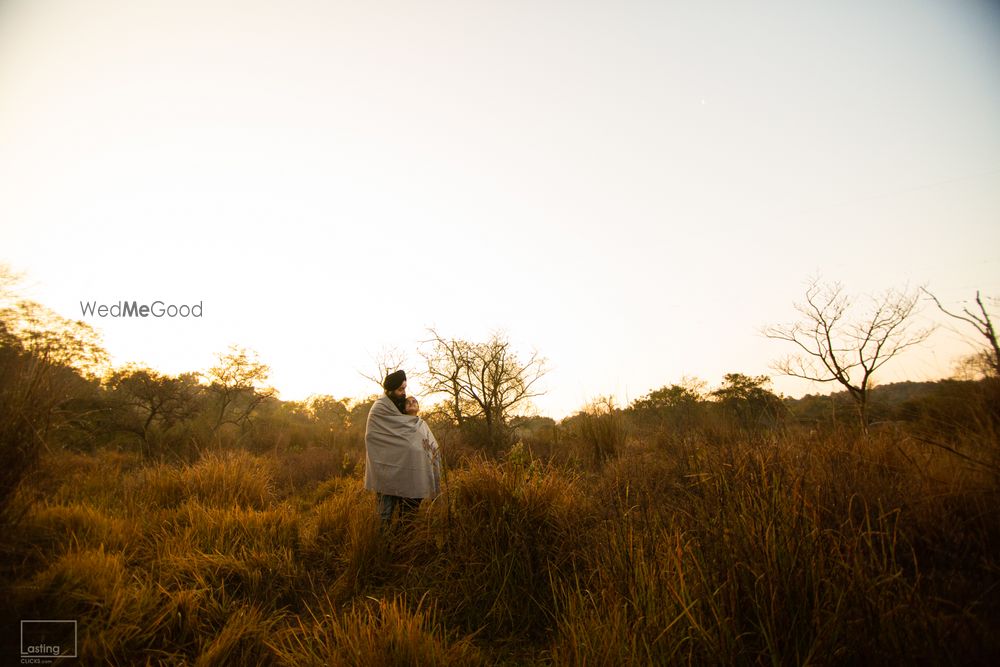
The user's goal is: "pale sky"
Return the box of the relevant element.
[1,0,998,418]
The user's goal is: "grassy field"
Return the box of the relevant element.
[2,423,998,665]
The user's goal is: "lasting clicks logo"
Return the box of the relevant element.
[20,620,77,664]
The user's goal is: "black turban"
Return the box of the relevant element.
[383,369,406,392]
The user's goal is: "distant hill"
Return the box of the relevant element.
[783,378,995,425]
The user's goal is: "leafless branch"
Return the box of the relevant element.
[764,277,932,429]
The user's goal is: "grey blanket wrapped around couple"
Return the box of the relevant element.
[364,395,442,499]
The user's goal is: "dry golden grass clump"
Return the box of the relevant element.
[122,449,276,511]
[25,502,135,555]
[551,445,930,664]
[298,480,390,604]
[271,444,360,495]
[396,459,597,642]
[269,595,484,666]
[29,449,140,510]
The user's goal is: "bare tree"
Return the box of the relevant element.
[358,345,408,390]
[922,288,999,379]
[205,345,275,434]
[420,328,547,454]
[420,331,472,425]
[764,278,932,430]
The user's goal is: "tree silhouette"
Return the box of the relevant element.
[710,373,785,431]
[105,364,199,458]
[359,346,408,390]
[0,266,108,517]
[205,345,275,437]
[421,329,547,454]
[764,278,931,431]
[922,288,999,379]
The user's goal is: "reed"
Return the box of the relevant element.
[4,420,998,664]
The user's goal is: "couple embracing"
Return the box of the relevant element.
[363,370,442,523]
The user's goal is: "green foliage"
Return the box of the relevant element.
[632,382,703,410]
[710,372,787,433]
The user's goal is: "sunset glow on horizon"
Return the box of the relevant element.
[2,0,999,418]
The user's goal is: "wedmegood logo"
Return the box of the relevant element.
[79,300,204,318]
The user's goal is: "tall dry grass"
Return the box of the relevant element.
[573,398,628,467]
[2,420,998,664]
[268,595,484,666]
[401,459,596,642]
[122,450,275,511]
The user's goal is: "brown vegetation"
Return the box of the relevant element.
[1,400,998,664]
[2,274,998,663]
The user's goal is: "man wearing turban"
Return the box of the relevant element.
[364,369,441,523]
[383,369,408,413]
